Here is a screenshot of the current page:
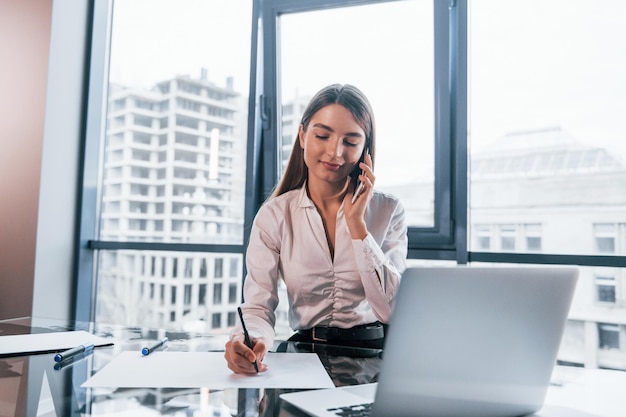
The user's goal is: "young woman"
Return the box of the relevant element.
[225,84,407,374]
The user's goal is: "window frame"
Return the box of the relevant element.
[464,0,626,269]
[256,0,465,262]
[75,0,262,321]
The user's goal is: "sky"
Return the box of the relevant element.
[109,0,433,185]
[109,0,252,93]
[108,0,626,186]
[469,0,626,159]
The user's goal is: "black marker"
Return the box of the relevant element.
[54,343,94,363]
[141,337,168,356]
[237,306,259,372]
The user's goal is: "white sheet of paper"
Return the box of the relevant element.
[82,351,335,389]
[0,330,113,356]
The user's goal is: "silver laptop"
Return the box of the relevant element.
[280,265,579,417]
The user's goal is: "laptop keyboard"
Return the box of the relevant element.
[327,402,373,416]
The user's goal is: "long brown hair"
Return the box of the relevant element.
[271,84,376,198]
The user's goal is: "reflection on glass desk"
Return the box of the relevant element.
[1,317,625,417]
[0,317,382,417]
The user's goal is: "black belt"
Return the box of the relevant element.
[298,322,385,343]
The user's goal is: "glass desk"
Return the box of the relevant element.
[3,317,626,417]
[0,317,382,417]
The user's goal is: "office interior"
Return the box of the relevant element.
[2,0,626,377]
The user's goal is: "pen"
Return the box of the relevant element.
[141,337,168,356]
[237,306,259,372]
[54,343,94,363]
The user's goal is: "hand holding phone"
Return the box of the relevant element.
[351,148,369,203]
[351,174,365,203]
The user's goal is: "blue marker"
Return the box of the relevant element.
[141,337,168,356]
[54,343,94,363]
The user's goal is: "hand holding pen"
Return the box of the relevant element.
[227,306,267,374]
[238,307,259,372]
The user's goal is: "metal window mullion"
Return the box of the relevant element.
[450,0,468,264]
[74,0,113,323]
[88,240,245,254]
[469,252,626,268]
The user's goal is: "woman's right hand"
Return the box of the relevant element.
[344,151,374,240]
[224,337,269,374]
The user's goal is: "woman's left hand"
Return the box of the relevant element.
[344,151,374,240]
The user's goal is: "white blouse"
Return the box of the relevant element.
[235,184,408,347]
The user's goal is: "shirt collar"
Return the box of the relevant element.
[297,181,315,208]
[296,181,347,213]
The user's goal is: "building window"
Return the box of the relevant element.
[524,224,542,252]
[176,98,201,112]
[227,311,236,327]
[474,225,491,250]
[228,283,238,304]
[199,258,207,278]
[198,284,206,305]
[214,258,223,278]
[594,224,616,254]
[184,258,193,278]
[135,98,154,110]
[212,313,221,329]
[598,323,620,350]
[499,225,517,251]
[184,284,192,305]
[134,114,152,128]
[474,223,542,254]
[133,132,151,145]
[595,275,616,303]
[229,257,238,277]
[213,283,222,305]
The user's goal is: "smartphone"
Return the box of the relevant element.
[350,148,368,203]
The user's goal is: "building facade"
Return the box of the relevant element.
[96,72,247,335]
[470,127,626,370]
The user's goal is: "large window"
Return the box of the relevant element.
[258,0,456,257]
[277,0,435,228]
[467,0,626,370]
[468,0,626,258]
[81,0,252,333]
[79,0,626,369]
